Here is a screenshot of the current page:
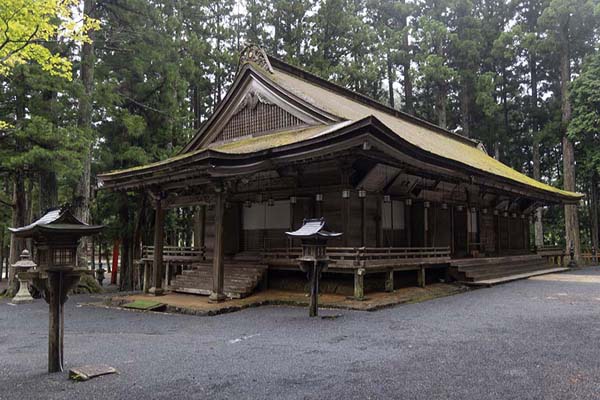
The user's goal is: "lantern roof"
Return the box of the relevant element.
[285,218,342,239]
[9,206,104,238]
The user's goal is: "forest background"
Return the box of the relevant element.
[0,0,598,290]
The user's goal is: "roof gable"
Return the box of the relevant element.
[181,64,341,153]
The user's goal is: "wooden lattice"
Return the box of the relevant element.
[215,101,304,143]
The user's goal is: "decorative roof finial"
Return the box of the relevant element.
[238,44,273,73]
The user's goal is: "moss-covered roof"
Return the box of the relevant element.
[99,55,582,201]
[265,64,580,200]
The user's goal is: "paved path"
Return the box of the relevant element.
[1,267,600,400]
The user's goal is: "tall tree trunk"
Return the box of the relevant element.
[501,67,509,138]
[530,53,544,247]
[118,193,132,291]
[39,170,58,214]
[590,173,599,257]
[191,84,200,129]
[132,194,147,262]
[532,140,543,246]
[401,0,412,113]
[559,20,580,260]
[436,84,447,129]
[460,79,470,137]
[8,172,26,295]
[387,53,394,108]
[75,0,95,268]
[8,68,28,295]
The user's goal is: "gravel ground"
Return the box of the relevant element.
[1,267,600,400]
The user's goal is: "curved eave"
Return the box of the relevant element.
[99,116,582,204]
[10,225,105,238]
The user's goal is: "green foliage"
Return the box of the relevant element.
[0,0,599,257]
[570,51,600,176]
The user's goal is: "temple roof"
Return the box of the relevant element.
[98,46,582,203]
[286,218,342,239]
[10,207,104,238]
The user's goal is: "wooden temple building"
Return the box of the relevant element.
[98,45,582,300]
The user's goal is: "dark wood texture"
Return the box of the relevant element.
[150,201,165,295]
[209,189,226,302]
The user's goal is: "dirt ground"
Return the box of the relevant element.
[101,282,467,315]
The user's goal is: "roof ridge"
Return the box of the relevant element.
[267,55,480,148]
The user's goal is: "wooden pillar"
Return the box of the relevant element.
[361,197,367,247]
[507,215,512,251]
[354,268,365,300]
[194,205,206,259]
[405,202,412,247]
[143,261,150,293]
[47,272,63,373]
[342,198,350,246]
[417,266,426,288]
[209,187,226,302]
[340,162,351,246]
[423,204,428,247]
[376,197,382,247]
[385,269,394,292]
[495,213,501,256]
[450,206,455,255]
[149,198,165,296]
[309,263,319,317]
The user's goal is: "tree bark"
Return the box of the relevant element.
[118,193,133,291]
[530,52,543,247]
[460,79,470,137]
[132,194,147,262]
[559,19,580,260]
[590,173,599,257]
[387,53,394,108]
[436,84,447,129]
[39,170,58,214]
[401,0,412,113]
[8,171,26,295]
[75,0,95,268]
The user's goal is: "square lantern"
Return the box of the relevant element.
[10,206,103,373]
[285,218,342,317]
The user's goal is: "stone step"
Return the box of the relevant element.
[456,258,546,272]
[465,264,554,281]
[450,254,540,267]
[465,268,569,286]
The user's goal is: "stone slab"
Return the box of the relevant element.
[465,267,569,287]
[69,365,117,381]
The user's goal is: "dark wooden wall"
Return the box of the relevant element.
[198,192,531,258]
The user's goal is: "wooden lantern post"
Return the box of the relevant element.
[286,218,342,317]
[10,207,103,373]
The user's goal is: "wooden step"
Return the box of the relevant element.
[448,255,558,284]
[464,263,553,281]
[466,268,569,286]
[169,262,267,298]
[456,258,546,273]
[450,254,540,267]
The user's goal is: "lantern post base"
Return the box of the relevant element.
[209,291,227,303]
[148,287,164,296]
[12,278,34,303]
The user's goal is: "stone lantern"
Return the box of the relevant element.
[286,218,342,317]
[11,249,36,304]
[10,206,103,373]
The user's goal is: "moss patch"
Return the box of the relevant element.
[122,300,166,311]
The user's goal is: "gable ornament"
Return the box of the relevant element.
[238,44,274,73]
[234,91,273,115]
